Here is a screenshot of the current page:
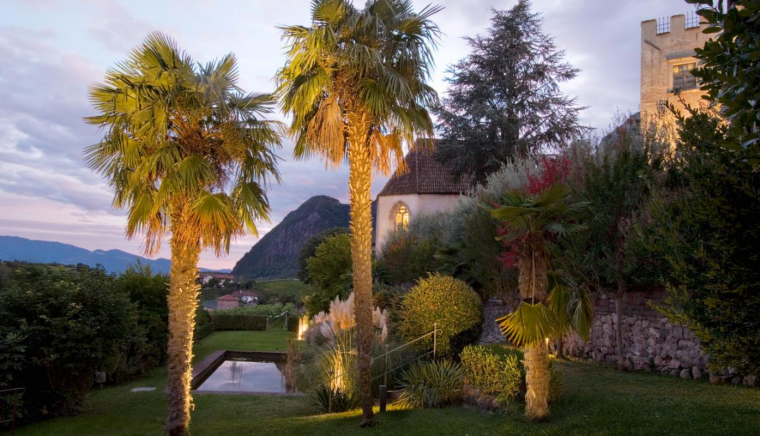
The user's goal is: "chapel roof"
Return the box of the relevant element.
[377,142,472,197]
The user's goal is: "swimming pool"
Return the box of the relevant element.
[191,351,302,395]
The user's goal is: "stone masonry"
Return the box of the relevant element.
[480,292,710,378]
[564,290,709,377]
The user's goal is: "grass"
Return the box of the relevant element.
[16,331,760,436]
[256,279,312,298]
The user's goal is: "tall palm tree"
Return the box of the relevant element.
[84,33,281,436]
[492,184,591,420]
[276,0,441,426]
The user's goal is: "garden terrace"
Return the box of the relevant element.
[14,329,760,436]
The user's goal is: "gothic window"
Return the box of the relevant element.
[395,205,410,229]
[673,63,697,91]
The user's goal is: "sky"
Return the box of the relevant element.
[0,0,697,270]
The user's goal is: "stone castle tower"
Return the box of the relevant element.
[640,12,712,118]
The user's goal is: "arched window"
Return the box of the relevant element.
[395,205,410,229]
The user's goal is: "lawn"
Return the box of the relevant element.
[256,279,312,298]
[16,330,760,436]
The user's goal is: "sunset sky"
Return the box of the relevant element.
[0,0,696,270]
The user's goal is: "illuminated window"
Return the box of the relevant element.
[673,63,697,91]
[395,206,410,229]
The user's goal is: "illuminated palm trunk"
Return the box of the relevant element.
[519,245,550,420]
[524,344,550,420]
[348,129,375,427]
[165,226,201,436]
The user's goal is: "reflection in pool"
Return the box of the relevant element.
[196,359,298,393]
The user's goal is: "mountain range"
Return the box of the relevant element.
[232,195,350,279]
[0,235,229,275]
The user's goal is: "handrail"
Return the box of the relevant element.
[370,350,434,383]
[267,310,292,330]
[323,324,440,386]
[371,328,440,362]
[268,310,290,320]
[0,387,25,436]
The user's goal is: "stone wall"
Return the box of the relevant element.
[479,292,710,378]
[565,290,709,377]
[480,292,758,385]
[480,298,509,344]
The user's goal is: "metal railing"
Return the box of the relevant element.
[267,310,291,330]
[685,11,701,29]
[321,323,441,413]
[656,16,670,34]
[0,388,24,436]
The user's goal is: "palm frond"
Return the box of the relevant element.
[84,32,281,255]
[498,302,558,347]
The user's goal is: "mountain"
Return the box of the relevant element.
[232,195,350,280]
[0,235,175,274]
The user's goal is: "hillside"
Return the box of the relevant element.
[0,235,172,274]
[232,195,350,279]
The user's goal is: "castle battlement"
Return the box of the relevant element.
[640,11,711,119]
[642,11,705,38]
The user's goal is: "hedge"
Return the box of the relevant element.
[194,322,216,341]
[287,315,299,332]
[210,314,267,331]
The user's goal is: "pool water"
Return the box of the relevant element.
[196,359,298,393]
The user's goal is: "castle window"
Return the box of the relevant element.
[395,205,410,229]
[673,63,697,91]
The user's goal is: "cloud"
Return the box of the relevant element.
[0,0,699,269]
[85,1,157,53]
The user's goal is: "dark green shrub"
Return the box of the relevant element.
[194,322,215,342]
[0,263,141,419]
[297,227,350,283]
[113,263,169,381]
[376,230,441,286]
[305,234,352,316]
[396,360,464,409]
[460,345,563,405]
[224,303,295,317]
[398,274,483,356]
[310,385,359,414]
[287,315,299,333]
[210,314,267,331]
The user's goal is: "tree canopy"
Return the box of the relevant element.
[434,0,585,186]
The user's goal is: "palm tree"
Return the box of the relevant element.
[491,184,591,420]
[276,0,441,426]
[84,33,281,436]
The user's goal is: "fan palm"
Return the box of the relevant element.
[491,184,591,420]
[84,33,281,436]
[276,0,441,426]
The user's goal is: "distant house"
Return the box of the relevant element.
[228,290,260,305]
[215,294,240,310]
[200,272,235,285]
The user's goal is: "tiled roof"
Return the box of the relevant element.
[377,144,472,197]
[216,295,239,301]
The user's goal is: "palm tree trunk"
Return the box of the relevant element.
[348,136,375,427]
[165,229,201,436]
[519,245,550,420]
[524,343,550,420]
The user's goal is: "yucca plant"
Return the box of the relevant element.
[491,184,590,421]
[277,0,441,426]
[84,33,281,436]
[396,359,464,409]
